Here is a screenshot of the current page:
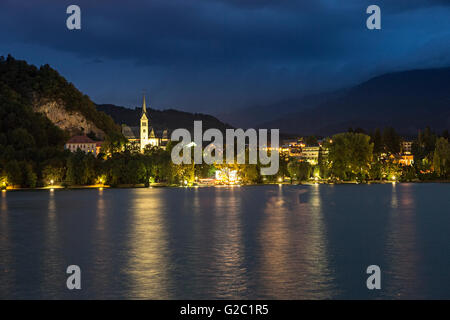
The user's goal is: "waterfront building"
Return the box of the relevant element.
[279,144,291,154]
[401,141,413,154]
[398,154,414,166]
[65,135,102,156]
[289,146,302,159]
[393,140,414,166]
[278,138,305,160]
[301,146,321,165]
[215,168,239,184]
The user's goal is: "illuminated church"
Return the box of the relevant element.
[139,95,159,151]
[121,95,169,152]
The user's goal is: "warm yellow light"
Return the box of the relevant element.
[50,179,54,185]
[278,177,283,182]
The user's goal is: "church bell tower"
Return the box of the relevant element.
[140,95,149,152]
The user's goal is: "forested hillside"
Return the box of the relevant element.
[97,104,232,132]
[0,55,122,187]
[0,55,121,137]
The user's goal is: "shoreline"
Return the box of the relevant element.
[2,180,449,192]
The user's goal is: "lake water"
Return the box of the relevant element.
[0,184,449,299]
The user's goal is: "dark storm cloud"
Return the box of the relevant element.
[0,0,449,112]
[3,0,446,67]
[0,0,349,66]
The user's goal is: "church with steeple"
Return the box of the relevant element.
[121,94,169,152]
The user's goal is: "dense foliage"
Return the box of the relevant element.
[0,55,121,137]
[0,55,122,188]
[317,127,450,182]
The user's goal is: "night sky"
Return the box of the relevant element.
[1,0,449,115]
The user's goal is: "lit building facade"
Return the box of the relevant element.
[301,146,321,165]
[64,135,102,156]
[401,141,413,154]
[140,95,160,151]
[121,95,169,152]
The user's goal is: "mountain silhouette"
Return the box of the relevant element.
[259,67,450,136]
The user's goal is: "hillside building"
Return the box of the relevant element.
[65,135,103,156]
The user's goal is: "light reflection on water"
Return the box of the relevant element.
[126,189,172,299]
[0,184,449,299]
[384,183,422,299]
[258,185,336,299]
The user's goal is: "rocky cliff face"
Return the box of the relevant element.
[33,100,105,139]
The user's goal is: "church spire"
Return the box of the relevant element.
[142,94,147,115]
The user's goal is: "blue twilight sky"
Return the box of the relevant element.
[0,0,449,114]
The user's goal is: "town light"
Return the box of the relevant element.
[215,168,239,185]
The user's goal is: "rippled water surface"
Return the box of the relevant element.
[1,184,449,299]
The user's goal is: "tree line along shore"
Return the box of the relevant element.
[1,55,449,190]
[1,126,449,190]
